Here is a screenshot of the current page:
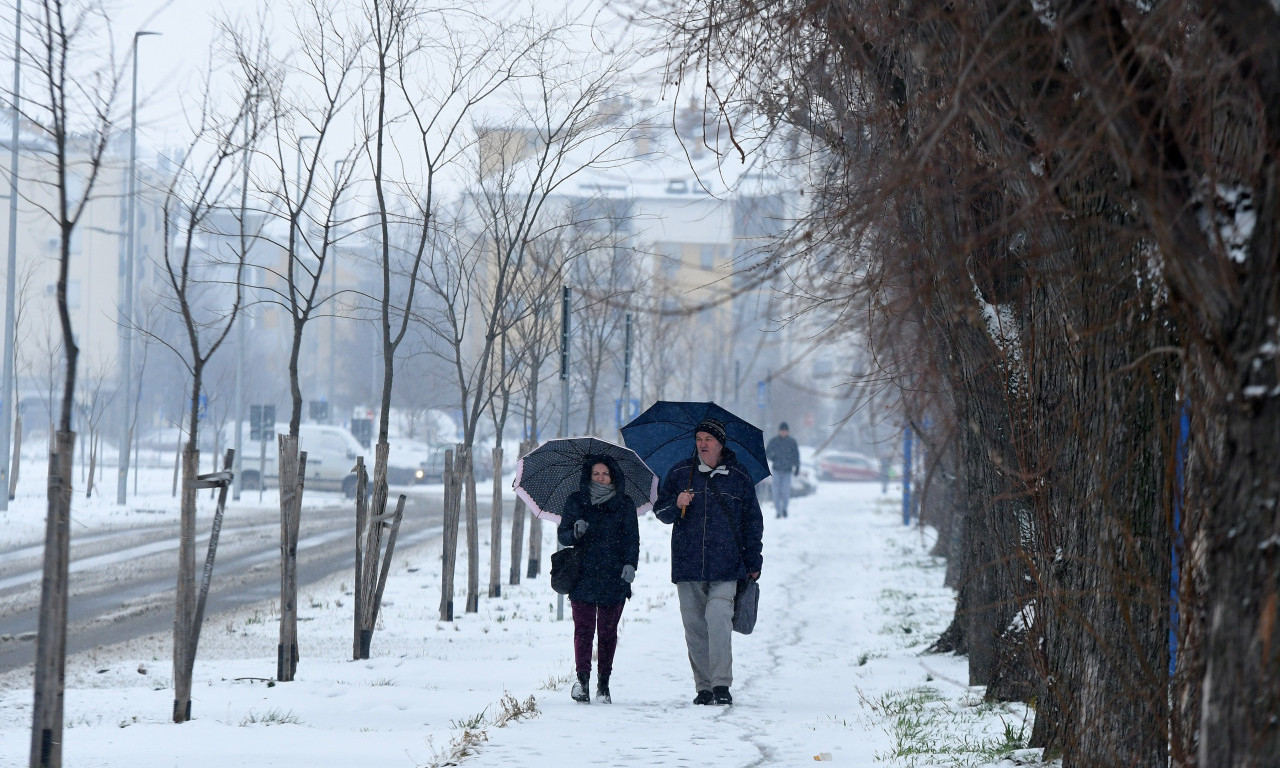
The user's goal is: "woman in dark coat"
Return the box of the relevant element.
[556,453,640,704]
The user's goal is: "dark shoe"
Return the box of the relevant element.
[693,690,714,705]
[596,675,611,704]
[571,672,590,703]
[712,686,733,705]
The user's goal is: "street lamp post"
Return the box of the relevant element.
[233,92,259,501]
[330,159,344,414]
[116,29,161,506]
[1,0,23,511]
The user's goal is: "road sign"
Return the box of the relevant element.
[615,398,641,428]
[250,404,276,441]
[309,400,330,422]
[351,417,372,449]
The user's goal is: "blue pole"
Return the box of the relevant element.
[903,425,913,526]
[1170,401,1189,675]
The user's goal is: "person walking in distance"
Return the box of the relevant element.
[653,418,764,706]
[765,422,800,518]
[556,455,640,704]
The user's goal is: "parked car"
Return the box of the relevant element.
[239,424,363,497]
[815,450,882,482]
[386,439,446,485]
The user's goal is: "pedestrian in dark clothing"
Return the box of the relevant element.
[653,418,764,706]
[556,454,640,704]
[765,422,801,518]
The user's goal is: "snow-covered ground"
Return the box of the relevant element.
[0,463,1040,767]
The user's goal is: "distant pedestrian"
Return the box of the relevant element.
[654,418,764,706]
[556,455,640,704]
[765,422,801,518]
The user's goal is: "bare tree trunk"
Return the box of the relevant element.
[440,449,462,621]
[85,434,96,499]
[527,512,542,578]
[173,445,198,722]
[488,445,503,597]
[464,446,479,613]
[9,413,22,501]
[355,442,391,658]
[509,438,535,586]
[277,435,303,680]
[29,431,74,767]
[171,432,181,497]
[352,458,368,659]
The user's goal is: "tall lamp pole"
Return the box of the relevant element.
[232,92,259,501]
[556,285,571,621]
[1,0,23,511]
[116,29,160,506]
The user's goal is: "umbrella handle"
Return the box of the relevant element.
[680,462,696,518]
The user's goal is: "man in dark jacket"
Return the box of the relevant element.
[653,418,764,706]
[765,421,801,518]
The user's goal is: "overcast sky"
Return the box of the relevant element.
[99,0,649,153]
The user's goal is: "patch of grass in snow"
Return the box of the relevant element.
[860,686,1032,767]
[539,672,572,691]
[451,708,489,730]
[239,708,303,726]
[418,691,538,768]
[368,676,398,687]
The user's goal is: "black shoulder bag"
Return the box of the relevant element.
[550,545,580,594]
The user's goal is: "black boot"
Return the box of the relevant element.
[713,686,733,705]
[596,674,611,704]
[571,672,590,703]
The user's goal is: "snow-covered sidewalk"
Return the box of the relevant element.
[0,480,1032,767]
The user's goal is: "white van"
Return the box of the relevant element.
[238,424,366,497]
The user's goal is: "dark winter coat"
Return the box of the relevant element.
[766,434,801,475]
[556,454,641,605]
[653,448,764,583]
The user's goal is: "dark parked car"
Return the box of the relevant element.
[815,450,882,481]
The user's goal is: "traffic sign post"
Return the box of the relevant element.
[250,404,276,502]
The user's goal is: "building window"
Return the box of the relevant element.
[700,244,715,270]
[659,243,681,277]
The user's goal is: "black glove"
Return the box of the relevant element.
[621,564,635,583]
[573,519,589,540]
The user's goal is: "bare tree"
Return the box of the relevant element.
[73,360,115,498]
[16,0,125,761]
[6,259,41,501]
[640,0,1280,765]
[567,206,636,436]
[424,28,642,614]
[506,229,564,581]
[229,0,369,680]
[151,42,267,720]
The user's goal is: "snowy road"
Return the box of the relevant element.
[0,490,461,675]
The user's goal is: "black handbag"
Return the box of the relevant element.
[550,546,580,595]
[733,578,759,634]
[705,476,761,634]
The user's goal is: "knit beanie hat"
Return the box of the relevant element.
[694,418,727,446]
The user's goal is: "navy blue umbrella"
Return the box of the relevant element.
[620,401,770,485]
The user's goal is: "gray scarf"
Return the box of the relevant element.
[589,481,616,505]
